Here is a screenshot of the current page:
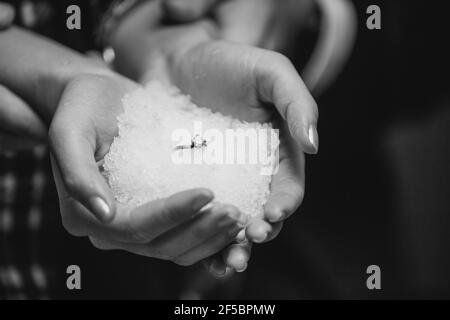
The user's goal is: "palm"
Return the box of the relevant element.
[140,21,306,214]
[170,39,305,272]
[173,41,274,123]
[170,40,305,207]
[59,74,137,160]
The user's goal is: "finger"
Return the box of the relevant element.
[174,223,243,266]
[88,236,172,261]
[255,52,319,154]
[245,218,270,243]
[128,189,215,242]
[49,116,115,223]
[162,0,221,22]
[89,204,245,265]
[236,228,246,242]
[264,136,305,222]
[203,254,228,277]
[263,221,283,242]
[223,240,252,272]
[51,159,124,239]
[245,219,283,244]
[143,203,247,260]
[52,161,214,243]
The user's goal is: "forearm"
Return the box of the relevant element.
[0,27,112,125]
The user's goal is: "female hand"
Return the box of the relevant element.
[171,40,317,273]
[49,72,248,266]
[113,19,318,272]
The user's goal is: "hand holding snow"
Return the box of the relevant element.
[103,82,279,218]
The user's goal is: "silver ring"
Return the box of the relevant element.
[174,134,207,150]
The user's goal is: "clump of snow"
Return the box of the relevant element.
[103,82,279,218]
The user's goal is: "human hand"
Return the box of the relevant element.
[111,14,318,274]
[170,40,317,273]
[0,84,47,150]
[49,72,248,265]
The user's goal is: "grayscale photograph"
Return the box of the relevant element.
[0,0,449,309]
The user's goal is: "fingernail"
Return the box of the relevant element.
[236,229,246,242]
[89,196,113,222]
[210,260,226,277]
[308,125,319,154]
[268,210,283,223]
[235,263,248,273]
[253,231,268,243]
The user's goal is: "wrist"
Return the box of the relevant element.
[36,54,116,125]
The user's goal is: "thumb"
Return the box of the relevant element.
[162,0,220,22]
[49,123,116,223]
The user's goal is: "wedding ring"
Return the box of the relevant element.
[175,134,207,150]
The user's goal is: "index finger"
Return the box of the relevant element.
[128,188,214,242]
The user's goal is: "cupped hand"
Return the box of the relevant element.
[49,72,248,266]
[112,13,318,273]
[171,40,316,273]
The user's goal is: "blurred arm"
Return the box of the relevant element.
[0,27,112,125]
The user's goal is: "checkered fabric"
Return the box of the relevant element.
[0,146,61,299]
[0,0,114,299]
